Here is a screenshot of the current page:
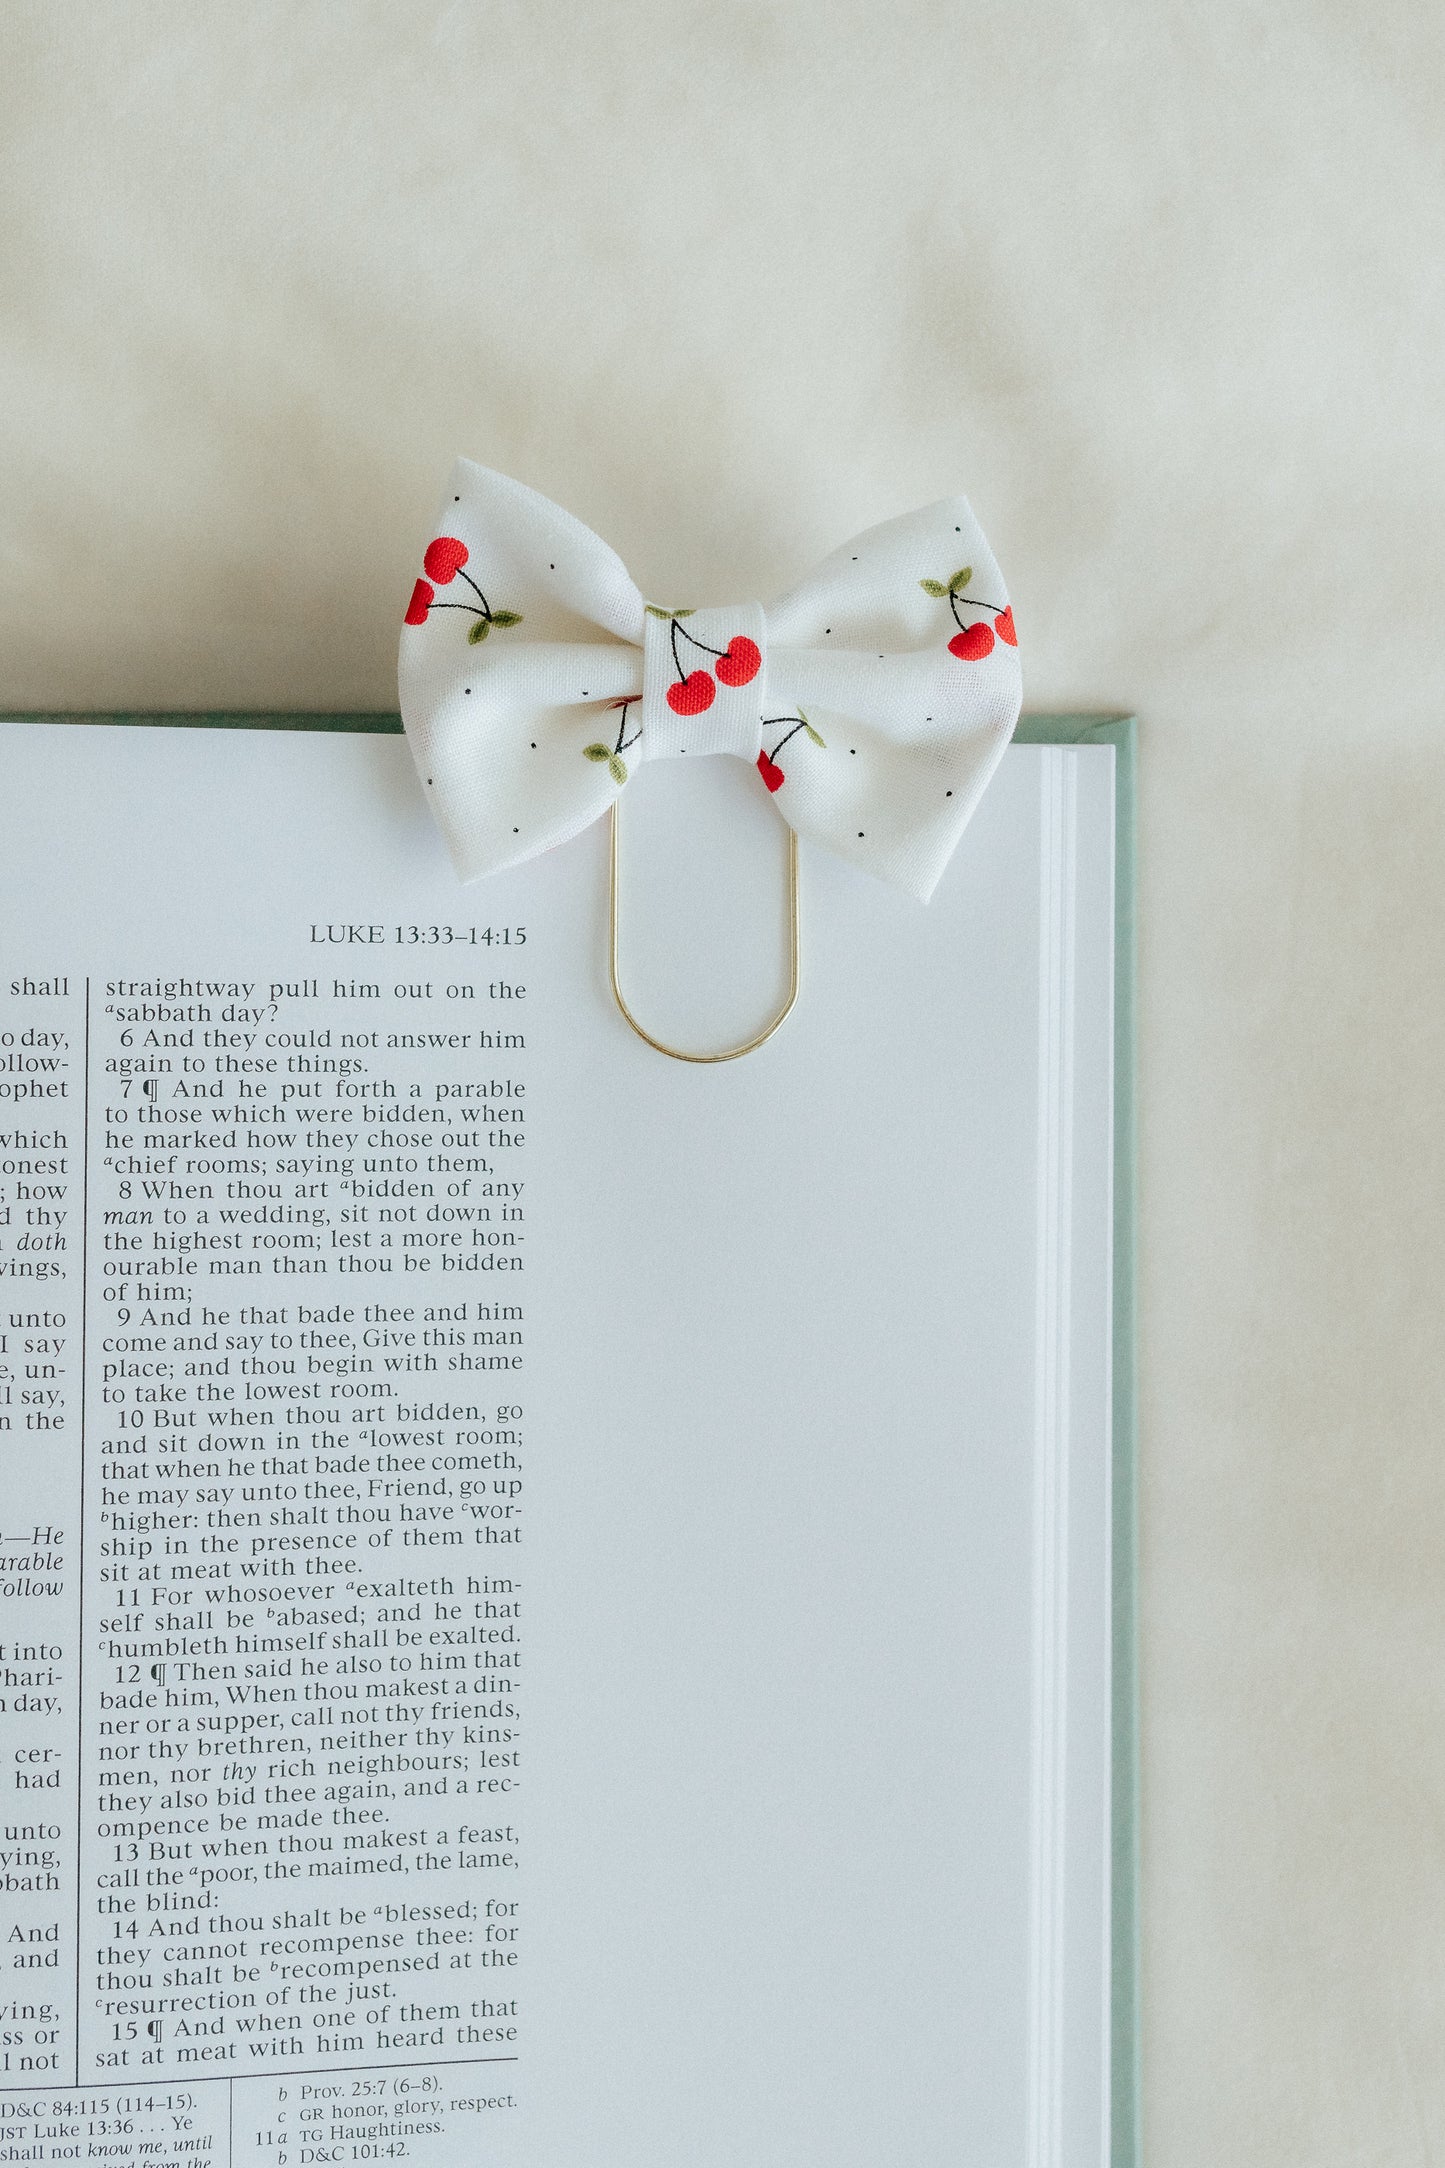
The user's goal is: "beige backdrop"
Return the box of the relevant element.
[3,4,1443,2158]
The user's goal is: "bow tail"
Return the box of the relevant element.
[764,649,1020,902]
[401,641,640,882]
[778,722,1014,901]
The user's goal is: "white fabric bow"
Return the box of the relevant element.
[399,461,1021,902]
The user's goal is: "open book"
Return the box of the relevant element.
[0,715,1135,2167]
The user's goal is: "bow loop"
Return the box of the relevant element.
[399,460,1021,900]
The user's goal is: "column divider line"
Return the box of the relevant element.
[74,976,90,2083]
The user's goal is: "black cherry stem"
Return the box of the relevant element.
[948,591,1005,631]
[671,616,727,668]
[455,567,493,619]
[613,700,641,755]
[764,716,808,758]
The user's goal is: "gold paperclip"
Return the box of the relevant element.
[608,801,799,1063]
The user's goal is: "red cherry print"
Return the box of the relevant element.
[949,622,995,661]
[716,636,762,687]
[995,606,1017,647]
[423,536,469,584]
[405,579,434,626]
[756,750,785,793]
[667,671,716,716]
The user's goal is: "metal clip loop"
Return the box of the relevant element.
[608,802,799,1063]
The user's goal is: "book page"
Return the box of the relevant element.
[0,723,1114,2167]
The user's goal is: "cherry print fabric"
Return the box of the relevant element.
[399,459,1021,901]
[640,603,767,762]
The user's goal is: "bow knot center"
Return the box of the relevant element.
[640,603,766,764]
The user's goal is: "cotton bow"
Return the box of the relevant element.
[399,461,1021,902]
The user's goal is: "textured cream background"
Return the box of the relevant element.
[2,4,1443,2158]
